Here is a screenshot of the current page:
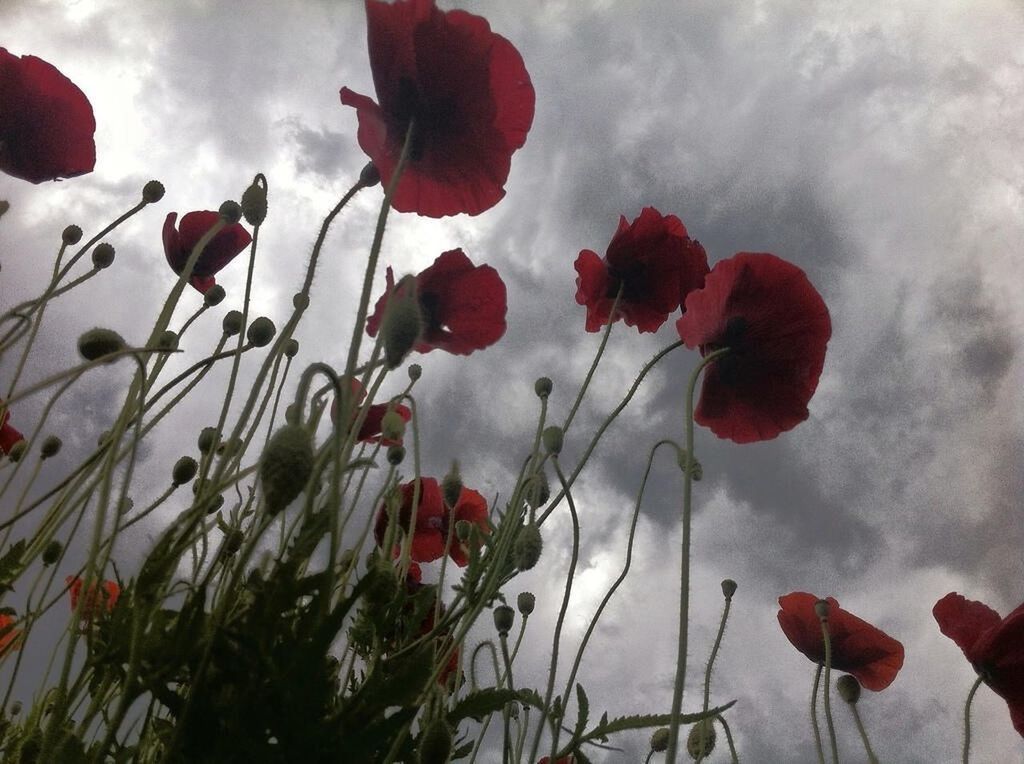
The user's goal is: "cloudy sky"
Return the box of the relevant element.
[2,0,1024,761]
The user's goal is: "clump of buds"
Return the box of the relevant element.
[259,423,314,515]
[78,328,126,362]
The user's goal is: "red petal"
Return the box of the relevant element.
[933,592,1002,664]
[574,249,613,333]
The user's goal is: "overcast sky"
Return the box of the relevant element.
[2,0,1023,761]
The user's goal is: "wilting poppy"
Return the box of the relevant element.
[374,477,489,566]
[162,211,252,294]
[574,207,709,333]
[366,249,506,356]
[675,252,831,443]
[340,0,535,217]
[933,592,1024,736]
[0,614,20,655]
[0,404,25,456]
[66,576,120,621]
[777,592,904,691]
[0,48,96,183]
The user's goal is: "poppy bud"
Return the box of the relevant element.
[91,242,115,269]
[517,591,535,616]
[837,674,861,704]
[441,461,462,508]
[204,494,224,514]
[359,162,381,187]
[156,330,178,351]
[814,599,830,620]
[381,409,406,442]
[9,701,21,716]
[513,523,542,570]
[204,284,226,306]
[223,310,243,336]
[284,339,299,358]
[493,604,515,635]
[0,200,7,219]
[40,435,62,459]
[172,456,198,485]
[293,292,309,310]
[62,225,83,245]
[650,727,670,753]
[721,579,737,599]
[198,427,219,454]
[381,276,423,369]
[534,376,553,398]
[686,719,716,759]
[525,472,549,509]
[42,540,63,566]
[417,718,452,764]
[78,328,126,362]
[542,426,563,455]
[223,529,244,557]
[7,441,26,463]
[218,200,242,224]
[247,317,276,347]
[454,520,472,542]
[408,364,422,381]
[387,445,405,465]
[259,424,314,515]
[240,179,267,226]
[142,180,165,203]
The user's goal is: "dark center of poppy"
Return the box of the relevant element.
[605,263,645,302]
[710,316,748,386]
[393,78,458,162]
[418,290,442,334]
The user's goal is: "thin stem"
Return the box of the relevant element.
[561,285,621,435]
[963,675,983,764]
[819,613,839,764]
[695,589,734,764]
[716,714,740,764]
[848,701,879,764]
[811,664,826,764]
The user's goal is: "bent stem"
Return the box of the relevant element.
[811,664,826,764]
[963,675,983,764]
[848,699,879,764]
[819,612,839,764]
[665,347,729,764]
[695,586,734,764]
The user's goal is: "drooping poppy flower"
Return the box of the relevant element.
[777,592,904,691]
[366,249,507,356]
[574,207,709,333]
[66,576,120,621]
[0,48,96,183]
[0,614,21,655]
[675,252,831,443]
[374,477,490,566]
[162,211,252,294]
[329,380,412,446]
[340,0,535,217]
[933,592,1024,736]
[0,403,25,456]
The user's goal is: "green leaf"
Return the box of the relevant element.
[585,700,735,741]
[0,540,25,595]
[573,683,590,739]
[448,687,520,724]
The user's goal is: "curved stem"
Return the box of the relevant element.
[695,589,733,764]
[819,614,839,764]
[848,700,879,764]
[561,285,621,435]
[963,675,983,764]
[811,664,826,764]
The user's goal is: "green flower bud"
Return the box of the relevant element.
[542,425,563,455]
[9,700,21,716]
[62,225,83,245]
[7,440,26,463]
[42,540,63,566]
[222,310,243,336]
[686,719,716,760]
[513,523,542,570]
[204,284,226,306]
[721,579,737,599]
[650,727,670,753]
[223,529,244,557]
[203,494,224,515]
[516,591,535,616]
[837,674,861,704]
[156,330,178,351]
[293,292,309,310]
[40,435,62,459]
[534,376,552,398]
[172,456,199,485]
[525,471,550,509]
[454,520,472,542]
[91,242,115,269]
[284,339,299,358]
[197,427,219,454]
[441,461,462,508]
[218,200,242,224]
[142,180,165,203]
[408,363,422,381]
[246,316,276,347]
[78,328,126,362]
[387,445,406,465]
[381,276,423,369]
[259,424,314,515]
[360,162,381,187]
[380,408,406,442]
[417,718,452,764]
[240,178,267,226]
[493,604,515,635]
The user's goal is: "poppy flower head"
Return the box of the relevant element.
[340,0,535,217]
[933,592,1024,736]
[0,48,96,183]
[676,252,831,443]
[0,614,21,655]
[66,576,121,621]
[162,211,252,294]
[374,478,490,566]
[366,249,507,355]
[777,592,904,691]
[575,207,709,333]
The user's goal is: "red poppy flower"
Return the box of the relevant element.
[0,614,21,655]
[777,593,904,691]
[574,207,709,333]
[675,252,831,443]
[330,380,412,446]
[374,477,490,566]
[933,592,1024,736]
[0,48,96,184]
[0,404,25,456]
[339,0,535,217]
[162,211,252,294]
[66,576,120,621]
[366,249,506,355]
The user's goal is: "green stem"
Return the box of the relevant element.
[848,701,879,764]
[963,675,983,764]
[811,664,825,764]
[696,588,734,764]
[819,613,839,764]
[561,285,621,435]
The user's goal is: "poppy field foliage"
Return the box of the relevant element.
[0,0,1018,762]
